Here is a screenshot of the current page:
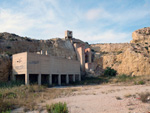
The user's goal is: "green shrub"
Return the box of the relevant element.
[104,67,117,76]
[145,46,148,50]
[46,102,68,113]
[138,80,145,85]
[5,51,12,57]
[117,51,122,54]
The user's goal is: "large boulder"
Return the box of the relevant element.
[131,27,150,43]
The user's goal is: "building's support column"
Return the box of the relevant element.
[58,74,61,85]
[73,74,75,82]
[79,74,81,81]
[49,74,52,85]
[66,74,69,84]
[25,73,29,85]
[38,74,41,85]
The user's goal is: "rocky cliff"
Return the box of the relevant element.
[91,27,150,76]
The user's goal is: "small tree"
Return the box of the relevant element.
[104,67,117,76]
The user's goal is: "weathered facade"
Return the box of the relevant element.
[13,52,81,85]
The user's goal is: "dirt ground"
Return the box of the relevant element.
[43,85,150,113]
[12,84,150,113]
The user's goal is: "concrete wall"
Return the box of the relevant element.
[27,52,80,74]
[13,52,27,75]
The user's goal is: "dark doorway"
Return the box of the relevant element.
[52,74,58,85]
[61,74,66,85]
[16,74,25,84]
[85,51,89,63]
[69,74,73,83]
[29,74,38,84]
[41,74,49,85]
[75,74,79,81]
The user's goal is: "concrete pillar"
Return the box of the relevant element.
[25,73,29,85]
[58,74,61,85]
[66,74,69,84]
[49,74,52,85]
[79,74,81,81]
[45,50,48,55]
[38,74,41,85]
[73,74,75,82]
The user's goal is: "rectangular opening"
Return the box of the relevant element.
[29,74,38,84]
[41,74,49,85]
[52,74,59,86]
[15,74,25,84]
[75,74,79,81]
[61,74,67,85]
[69,74,73,83]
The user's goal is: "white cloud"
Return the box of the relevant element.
[74,29,131,43]
[85,8,110,20]
[0,9,34,35]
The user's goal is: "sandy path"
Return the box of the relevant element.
[44,85,150,113]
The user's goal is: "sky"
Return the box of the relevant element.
[0,0,150,44]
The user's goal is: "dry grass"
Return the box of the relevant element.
[138,92,150,103]
[0,85,77,112]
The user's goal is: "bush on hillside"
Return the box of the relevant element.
[104,67,117,77]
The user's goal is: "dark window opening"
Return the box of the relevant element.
[41,74,49,85]
[75,74,79,81]
[29,74,38,84]
[52,74,59,86]
[69,74,73,83]
[61,75,67,85]
[16,74,25,84]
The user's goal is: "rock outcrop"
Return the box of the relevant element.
[131,27,150,43]
[91,27,150,76]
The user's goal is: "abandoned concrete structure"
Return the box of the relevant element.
[12,30,95,85]
[13,52,81,85]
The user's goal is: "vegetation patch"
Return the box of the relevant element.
[0,82,76,112]
[104,67,117,77]
[138,92,150,103]
[46,102,68,113]
[115,74,136,82]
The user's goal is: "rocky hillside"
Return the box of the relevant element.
[1,27,150,81]
[91,27,150,76]
[131,27,150,43]
[0,32,77,81]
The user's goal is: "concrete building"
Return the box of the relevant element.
[12,30,96,85]
[12,52,81,85]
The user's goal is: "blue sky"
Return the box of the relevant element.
[0,0,150,43]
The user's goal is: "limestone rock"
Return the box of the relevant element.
[93,43,150,76]
[131,27,150,43]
